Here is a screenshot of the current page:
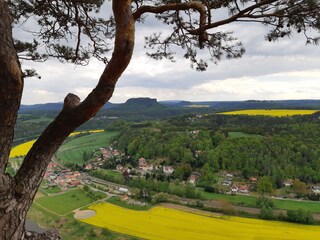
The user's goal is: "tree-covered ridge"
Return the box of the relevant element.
[13,99,320,144]
[110,113,320,184]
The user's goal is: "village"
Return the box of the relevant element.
[42,145,320,200]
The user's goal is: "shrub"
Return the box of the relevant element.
[260,206,274,220]
[307,193,320,201]
[152,193,169,204]
[220,200,236,215]
[256,196,275,209]
[286,209,314,224]
[204,186,216,193]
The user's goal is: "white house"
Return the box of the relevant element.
[163,165,174,175]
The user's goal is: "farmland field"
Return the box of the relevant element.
[81,203,320,240]
[274,198,320,213]
[201,191,257,206]
[9,140,37,158]
[40,185,61,195]
[220,109,318,116]
[9,129,107,159]
[69,129,104,136]
[35,189,95,215]
[57,131,117,164]
[202,191,320,213]
[28,203,138,240]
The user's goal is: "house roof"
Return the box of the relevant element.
[138,157,147,166]
[239,185,248,190]
[70,180,81,186]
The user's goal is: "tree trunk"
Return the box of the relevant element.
[0,0,23,173]
[0,0,26,238]
[0,0,135,239]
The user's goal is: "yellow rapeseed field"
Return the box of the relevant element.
[220,109,318,117]
[9,129,104,158]
[80,203,320,240]
[69,129,104,136]
[9,140,37,158]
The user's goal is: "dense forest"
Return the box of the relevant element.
[108,112,320,187]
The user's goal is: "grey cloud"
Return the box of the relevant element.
[17,4,320,104]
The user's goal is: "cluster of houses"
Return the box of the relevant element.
[222,173,253,195]
[84,146,122,170]
[44,147,320,199]
[74,143,204,185]
[115,157,203,185]
[282,179,320,195]
[116,157,176,177]
[101,147,120,159]
[230,185,250,195]
[221,173,320,197]
[43,163,82,190]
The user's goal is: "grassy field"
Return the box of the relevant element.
[81,203,320,240]
[228,132,264,138]
[35,189,95,215]
[40,186,62,195]
[101,169,122,178]
[28,203,138,240]
[57,131,117,164]
[201,191,257,206]
[220,109,318,116]
[202,191,320,213]
[274,198,320,213]
[9,130,106,158]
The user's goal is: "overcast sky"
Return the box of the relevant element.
[19,5,320,105]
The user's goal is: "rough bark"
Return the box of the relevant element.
[0,0,135,239]
[0,0,25,238]
[0,0,23,173]
[23,230,61,240]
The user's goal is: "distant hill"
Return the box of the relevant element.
[210,100,320,111]
[20,98,320,116]
[19,103,64,112]
[161,99,320,111]
[118,97,164,110]
[93,98,169,121]
[160,100,193,107]
[19,102,116,113]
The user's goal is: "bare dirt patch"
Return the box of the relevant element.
[74,210,96,219]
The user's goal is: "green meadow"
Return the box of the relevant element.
[202,191,320,213]
[56,131,118,164]
[35,189,95,215]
